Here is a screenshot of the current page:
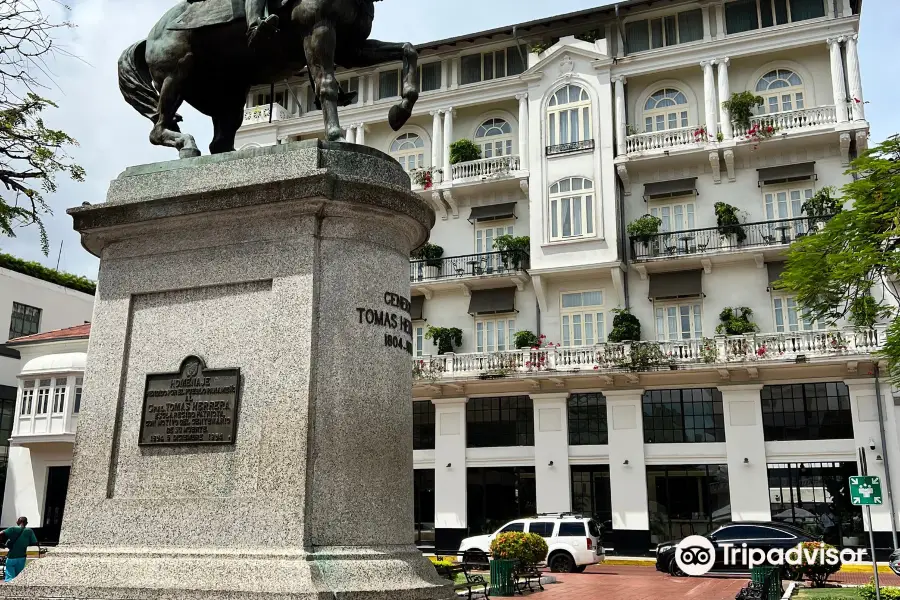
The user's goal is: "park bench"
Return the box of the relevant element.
[435,562,490,599]
[513,563,544,594]
[735,568,779,600]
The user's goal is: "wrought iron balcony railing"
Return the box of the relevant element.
[410,251,529,283]
[545,139,594,156]
[630,215,834,261]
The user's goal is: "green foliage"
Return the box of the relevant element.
[576,29,602,43]
[626,214,662,243]
[514,330,541,349]
[779,136,900,383]
[858,578,900,600]
[802,186,842,220]
[0,252,95,295]
[790,542,842,587]
[449,139,482,165]
[715,307,758,335]
[529,40,550,54]
[850,295,888,328]
[489,531,548,565]
[617,341,665,371]
[493,235,530,269]
[699,338,719,363]
[411,243,444,268]
[722,91,764,129]
[425,326,463,355]
[607,309,641,342]
[714,202,747,243]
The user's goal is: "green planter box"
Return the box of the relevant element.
[750,566,782,600]
[489,558,517,596]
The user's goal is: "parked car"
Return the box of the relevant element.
[889,548,900,576]
[655,521,818,576]
[459,513,603,573]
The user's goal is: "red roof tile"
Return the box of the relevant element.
[7,323,91,345]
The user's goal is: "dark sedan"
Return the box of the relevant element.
[655,521,818,576]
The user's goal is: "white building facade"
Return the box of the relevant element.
[223,0,889,557]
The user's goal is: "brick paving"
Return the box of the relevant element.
[533,565,749,600]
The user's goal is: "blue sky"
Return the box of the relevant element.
[2,0,896,278]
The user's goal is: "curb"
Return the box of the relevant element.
[603,558,656,566]
[782,581,796,599]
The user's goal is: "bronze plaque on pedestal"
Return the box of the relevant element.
[139,355,240,446]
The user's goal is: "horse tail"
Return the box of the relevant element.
[118,40,162,123]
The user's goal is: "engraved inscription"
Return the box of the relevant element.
[356,292,414,354]
[139,356,240,446]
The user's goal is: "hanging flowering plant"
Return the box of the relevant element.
[411,168,441,190]
[692,126,709,143]
[745,124,778,149]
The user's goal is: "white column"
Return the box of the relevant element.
[366,75,375,106]
[612,76,627,155]
[449,58,459,89]
[440,59,450,90]
[701,4,712,41]
[355,124,366,146]
[846,378,900,536]
[828,37,849,123]
[717,58,733,140]
[720,385,771,522]
[433,398,468,533]
[846,34,865,121]
[430,110,443,170]
[841,0,852,17]
[701,60,719,134]
[532,393,571,514]
[516,93,529,170]
[715,3,727,38]
[443,108,454,180]
[605,390,649,540]
[346,126,357,145]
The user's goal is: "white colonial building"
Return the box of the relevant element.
[235,0,889,557]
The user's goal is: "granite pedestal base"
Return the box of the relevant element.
[5,141,453,600]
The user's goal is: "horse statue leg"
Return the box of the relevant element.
[336,40,419,131]
[303,22,344,141]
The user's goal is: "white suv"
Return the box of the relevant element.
[458,514,603,573]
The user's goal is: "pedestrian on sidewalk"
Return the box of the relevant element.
[1,517,39,581]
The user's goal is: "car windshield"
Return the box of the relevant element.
[588,520,601,537]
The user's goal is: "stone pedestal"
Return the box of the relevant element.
[7,141,454,600]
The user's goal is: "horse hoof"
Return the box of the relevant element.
[389,105,412,131]
[179,147,201,159]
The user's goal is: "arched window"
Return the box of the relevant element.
[643,88,689,133]
[549,177,594,242]
[475,118,514,158]
[390,133,425,173]
[756,69,805,114]
[547,85,592,148]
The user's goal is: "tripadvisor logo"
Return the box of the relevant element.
[675,536,868,576]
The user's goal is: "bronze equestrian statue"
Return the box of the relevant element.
[118,0,419,158]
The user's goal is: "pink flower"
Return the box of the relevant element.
[540,334,546,339]
[854,97,862,104]
[593,366,599,370]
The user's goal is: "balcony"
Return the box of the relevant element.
[409,251,529,293]
[242,103,290,126]
[625,126,706,154]
[413,327,886,383]
[733,106,840,139]
[630,216,832,262]
[545,139,594,156]
[450,155,521,182]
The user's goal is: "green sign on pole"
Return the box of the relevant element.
[850,475,884,506]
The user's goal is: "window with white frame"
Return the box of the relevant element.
[378,65,441,100]
[549,177,594,242]
[476,316,516,353]
[643,89,689,133]
[756,69,805,114]
[561,291,606,347]
[655,300,703,340]
[475,118,514,158]
[414,325,425,357]
[764,186,813,238]
[624,8,704,53]
[476,222,514,255]
[725,0,826,35]
[19,380,34,416]
[74,377,83,414]
[772,294,827,332]
[650,200,695,233]
[390,133,425,173]
[52,381,66,414]
[35,378,51,415]
[547,85,592,148]
[459,45,526,85]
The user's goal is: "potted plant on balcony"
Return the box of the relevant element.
[626,214,663,257]
[607,309,641,343]
[714,202,747,245]
[715,307,758,335]
[514,330,541,349]
[411,243,444,280]
[493,235,530,271]
[411,167,442,190]
[801,186,841,231]
[425,326,463,355]
[722,91,764,131]
[449,139,482,165]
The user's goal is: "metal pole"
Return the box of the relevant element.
[868,504,882,600]
[874,364,899,549]
[55,239,63,270]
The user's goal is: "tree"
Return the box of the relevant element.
[0,1,84,254]
[778,135,900,380]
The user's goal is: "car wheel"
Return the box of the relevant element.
[573,565,587,573]
[463,550,487,567]
[669,556,687,577]
[549,552,576,573]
